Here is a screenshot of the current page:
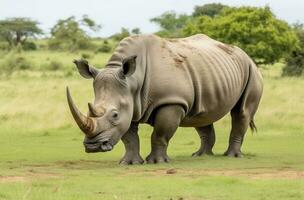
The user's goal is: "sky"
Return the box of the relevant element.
[1,0,304,37]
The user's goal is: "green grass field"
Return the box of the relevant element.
[0,52,303,200]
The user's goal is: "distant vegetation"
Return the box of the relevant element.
[283,23,304,76]
[183,6,298,65]
[0,17,42,50]
[48,15,101,51]
[0,3,303,76]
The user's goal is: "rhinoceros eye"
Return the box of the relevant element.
[111,110,119,121]
[108,110,119,126]
[112,112,118,119]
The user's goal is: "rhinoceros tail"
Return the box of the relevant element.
[249,120,257,133]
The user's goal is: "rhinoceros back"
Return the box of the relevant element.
[107,34,253,126]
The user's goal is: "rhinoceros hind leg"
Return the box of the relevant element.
[146,105,185,164]
[192,124,215,157]
[224,107,250,158]
[120,122,144,165]
[224,64,263,158]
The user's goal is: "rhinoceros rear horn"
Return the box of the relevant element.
[66,87,95,135]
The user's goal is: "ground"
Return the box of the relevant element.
[0,55,303,200]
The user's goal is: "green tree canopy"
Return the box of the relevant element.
[48,16,100,51]
[192,3,228,17]
[110,27,131,41]
[0,18,42,47]
[150,11,190,37]
[131,27,141,35]
[283,23,304,76]
[183,6,298,64]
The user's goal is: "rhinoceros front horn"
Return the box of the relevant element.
[66,87,95,135]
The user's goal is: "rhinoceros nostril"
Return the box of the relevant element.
[100,139,113,151]
[101,140,109,146]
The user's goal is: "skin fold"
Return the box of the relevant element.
[67,34,263,164]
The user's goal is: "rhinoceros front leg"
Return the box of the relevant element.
[192,124,216,156]
[146,105,185,164]
[120,122,144,165]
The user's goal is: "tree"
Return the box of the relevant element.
[0,18,42,47]
[192,3,228,17]
[81,15,101,32]
[183,6,298,65]
[110,27,130,41]
[282,24,304,76]
[48,16,100,51]
[131,27,141,35]
[150,11,190,37]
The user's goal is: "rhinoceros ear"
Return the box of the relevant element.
[121,56,137,77]
[73,59,99,79]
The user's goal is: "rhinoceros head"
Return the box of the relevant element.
[67,56,136,153]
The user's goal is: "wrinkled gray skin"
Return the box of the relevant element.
[67,34,263,165]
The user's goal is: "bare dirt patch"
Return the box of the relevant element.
[121,168,304,180]
[0,170,61,183]
[200,169,304,180]
[0,176,26,182]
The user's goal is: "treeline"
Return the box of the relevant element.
[0,3,303,76]
[151,4,304,76]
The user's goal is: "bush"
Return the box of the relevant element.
[48,16,99,52]
[282,52,304,76]
[110,28,130,41]
[81,53,92,59]
[22,41,37,51]
[282,24,304,76]
[45,60,63,71]
[0,53,32,75]
[96,40,112,53]
[15,57,31,70]
[0,42,9,50]
[13,44,23,53]
[64,69,74,77]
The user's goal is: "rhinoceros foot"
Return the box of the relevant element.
[146,152,170,164]
[119,154,144,165]
[224,149,243,158]
[191,149,214,157]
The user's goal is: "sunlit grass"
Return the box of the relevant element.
[0,56,303,199]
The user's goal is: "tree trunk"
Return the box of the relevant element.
[15,31,21,46]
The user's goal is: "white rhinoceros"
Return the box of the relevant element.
[67,34,263,164]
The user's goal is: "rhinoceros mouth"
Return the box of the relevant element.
[83,133,114,153]
[84,142,113,153]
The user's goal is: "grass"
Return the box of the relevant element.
[0,53,303,200]
[0,50,112,76]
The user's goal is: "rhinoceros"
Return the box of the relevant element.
[66,34,263,164]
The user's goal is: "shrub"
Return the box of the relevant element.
[15,57,31,70]
[64,69,74,77]
[96,40,112,53]
[110,28,130,41]
[48,16,100,51]
[282,24,304,77]
[13,44,23,53]
[22,41,37,51]
[282,52,304,76]
[81,53,92,59]
[0,53,32,75]
[0,42,9,50]
[46,60,63,71]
